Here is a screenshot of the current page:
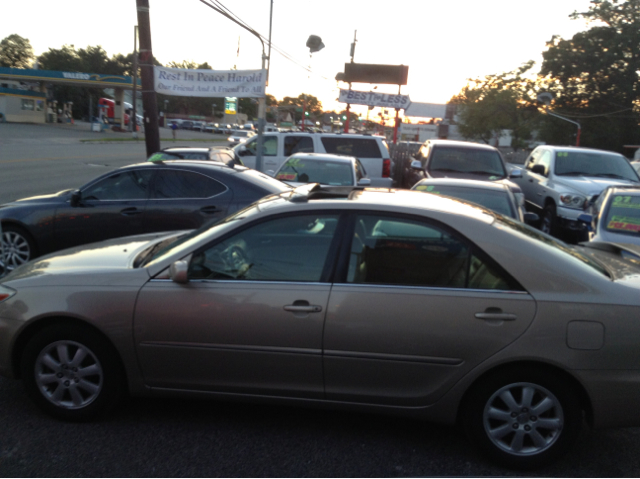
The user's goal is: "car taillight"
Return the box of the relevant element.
[382,159,391,177]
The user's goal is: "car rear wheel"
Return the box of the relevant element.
[1,224,36,272]
[462,368,582,469]
[540,204,557,236]
[21,324,124,421]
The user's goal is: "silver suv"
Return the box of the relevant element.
[511,146,640,237]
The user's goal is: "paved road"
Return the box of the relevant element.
[2,123,640,476]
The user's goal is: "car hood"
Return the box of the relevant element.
[552,176,638,197]
[575,242,640,282]
[1,231,184,287]
[0,189,73,208]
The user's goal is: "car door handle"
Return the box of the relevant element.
[475,312,517,321]
[120,207,142,216]
[200,206,218,214]
[529,179,534,182]
[283,300,322,313]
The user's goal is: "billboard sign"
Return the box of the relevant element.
[154,66,266,98]
[339,89,411,109]
[225,97,237,115]
[343,63,409,85]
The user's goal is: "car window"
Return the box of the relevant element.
[413,184,515,218]
[525,149,542,171]
[538,151,552,176]
[276,158,354,185]
[346,214,520,290]
[321,138,382,158]
[554,151,640,181]
[189,214,340,282]
[355,159,366,180]
[602,194,640,236]
[82,169,153,201]
[154,151,208,160]
[429,147,506,177]
[245,136,277,156]
[151,170,226,199]
[284,136,314,156]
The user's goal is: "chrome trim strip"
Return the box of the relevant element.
[148,279,330,285]
[139,342,321,355]
[324,350,463,365]
[332,283,529,295]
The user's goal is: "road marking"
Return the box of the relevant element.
[0,153,141,164]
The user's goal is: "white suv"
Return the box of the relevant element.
[232,132,392,187]
[511,145,640,237]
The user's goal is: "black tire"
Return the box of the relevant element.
[1,224,37,272]
[540,204,557,237]
[21,323,124,422]
[462,367,582,470]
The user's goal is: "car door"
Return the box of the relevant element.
[134,212,343,397]
[236,135,279,170]
[53,168,153,251]
[142,167,232,233]
[323,213,536,406]
[519,149,551,210]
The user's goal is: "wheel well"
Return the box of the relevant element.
[457,361,593,427]
[544,198,556,210]
[12,317,127,387]
[1,220,39,255]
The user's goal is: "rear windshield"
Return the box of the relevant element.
[554,151,639,181]
[277,158,354,185]
[150,151,208,160]
[236,167,292,194]
[414,184,515,218]
[603,194,640,236]
[429,147,506,177]
[321,137,382,158]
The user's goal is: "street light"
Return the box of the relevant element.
[537,92,581,146]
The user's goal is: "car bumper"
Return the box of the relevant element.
[557,205,586,231]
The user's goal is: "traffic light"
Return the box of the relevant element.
[305,111,309,116]
[342,115,347,120]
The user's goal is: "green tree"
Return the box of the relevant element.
[0,34,34,68]
[451,62,541,149]
[278,94,322,123]
[540,0,640,151]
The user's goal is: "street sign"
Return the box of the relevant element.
[225,97,237,115]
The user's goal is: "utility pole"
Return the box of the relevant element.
[131,25,138,139]
[345,30,356,133]
[136,0,160,155]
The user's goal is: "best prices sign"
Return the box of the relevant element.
[339,89,411,109]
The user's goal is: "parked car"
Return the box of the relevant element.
[233,132,392,187]
[228,129,256,146]
[2,184,640,469]
[179,120,194,130]
[0,161,290,272]
[149,147,242,165]
[272,153,371,187]
[510,146,640,238]
[191,121,205,131]
[203,122,215,133]
[397,139,516,189]
[578,185,640,247]
[412,178,537,224]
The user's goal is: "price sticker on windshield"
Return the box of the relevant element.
[612,195,640,209]
[607,215,640,232]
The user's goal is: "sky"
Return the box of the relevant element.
[2,0,596,118]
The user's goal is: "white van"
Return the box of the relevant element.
[232,132,392,187]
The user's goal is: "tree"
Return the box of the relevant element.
[539,0,640,151]
[451,62,542,149]
[278,94,323,123]
[0,34,34,68]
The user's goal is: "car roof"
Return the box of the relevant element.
[285,153,357,163]
[427,140,499,151]
[538,145,624,156]
[257,184,495,225]
[161,147,211,153]
[606,185,640,195]
[413,178,510,191]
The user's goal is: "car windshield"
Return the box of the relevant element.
[493,215,610,277]
[414,184,515,217]
[602,193,640,236]
[554,151,640,181]
[429,147,506,177]
[276,158,354,185]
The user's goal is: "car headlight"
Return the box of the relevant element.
[559,194,587,209]
[0,285,16,303]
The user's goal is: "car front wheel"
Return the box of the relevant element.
[1,224,36,272]
[21,324,124,421]
[463,368,582,469]
[540,204,557,236]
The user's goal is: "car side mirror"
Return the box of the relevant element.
[357,178,372,186]
[509,168,523,179]
[410,160,423,170]
[170,260,189,284]
[266,170,275,176]
[523,212,539,225]
[70,189,81,207]
[237,145,248,157]
[531,164,546,176]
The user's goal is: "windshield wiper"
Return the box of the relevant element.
[466,170,503,176]
[430,168,462,173]
[594,173,630,180]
